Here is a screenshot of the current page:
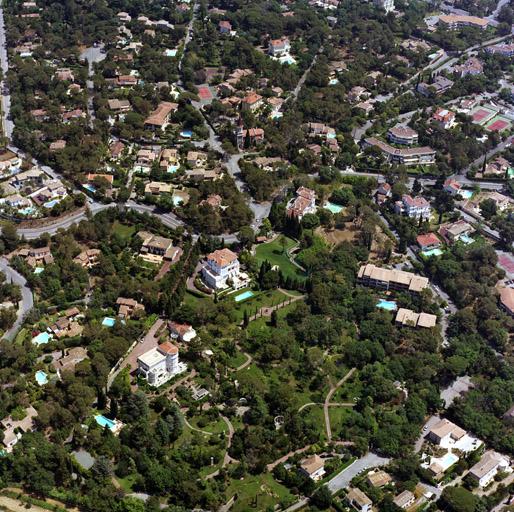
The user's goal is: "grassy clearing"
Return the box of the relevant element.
[247,300,302,330]
[227,473,295,512]
[112,221,136,240]
[231,288,291,322]
[116,474,138,492]
[255,237,305,280]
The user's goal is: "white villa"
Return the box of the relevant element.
[469,451,511,487]
[137,341,187,387]
[201,248,249,290]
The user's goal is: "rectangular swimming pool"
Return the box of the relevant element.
[423,248,443,257]
[324,201,344,214]
[458,234,474,244]
[235,290,254,302]
[102,317,116,327]
[33,267,44,274]
[376,299,397,311]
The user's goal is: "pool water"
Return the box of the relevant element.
[167,164,179,174]
[235,290,254,302]
[84,184,96,193]
[33,267,44,274]
[458,234,474,244]
[376,299,397,311]
[271,112,283,119]
[43,199,59,209]
[172,195,183,206]
[327,132,336,139]
[95,415,116,430]
[32,331,52,345]
[102,317,116,327]
[180,130,193,138]
[459,190,473,200]
[423,248,444,257]
[35,370,48,385]
[440,452,459,469]
[279,55,296,65]
[329,78,339,85]
[19,207,35,216]
[324,201,344,214]
[164,49,178,57]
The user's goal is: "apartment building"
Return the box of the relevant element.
[357,264,429,293]
[439,14,488,30]
[137,341,185,387]
[387,125,418,145]
[362,138,436,166]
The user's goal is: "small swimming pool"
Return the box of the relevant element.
[43,199,59,209]
[35,370,48,386]
[423,248,444,257]
[376,299,397,311]
[271,112,283,119]
[167,164,179,173]
[458,234,474,244]
[102,317,115,327]
[235,290,254,302]
[279,55,296,65]
[95,414,116,431]
[459,190,473,200]
[327,132,336,139]
[180,130,193,138]
[439,452,459,470]
[32,331,52,345]
[329,78,339,85]
[83,184,96,193]
[19,206,35,216]
[164,48,178,57]
[324,201,344,214]
[172,195,183,206]
[33,267,44,274]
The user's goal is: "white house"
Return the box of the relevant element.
[169,321,197,342]
[201,248,249,290]
[347,488,372,512]
[269,38,291,57]
[469,451,511,487]
[299,454,326,481]
[395,195,431,219]
[137,341,186,387]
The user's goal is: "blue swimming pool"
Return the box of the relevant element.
[32,331,52,345]
[329,78,339,85]
[458,234,474,244]
[423,248,444,257]
[167,164,179,173]
[102,317,115,327]
[376,299,397,311]
[460,190,473,200]
[19,206,35,216]
[324,201,344,214]
[172,195,183,206]
[33,267,44,274]
[35,370,48,385]
[165,48,178,57]
[95,414,116,430]
[235,290,254,302]
[43,199,59,209]
[180,130,193,138]
[84,184,96,193]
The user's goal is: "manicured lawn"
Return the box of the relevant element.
[190,416,227,435]
[227,473,295,511]
[183,290,212,308]
[227,351,248,369]
[255,237,306,280]
[299,405,327,441]
[230,289,292,322]
[247,300,302,330]
[112,221,136,240]
[329,407,353,440]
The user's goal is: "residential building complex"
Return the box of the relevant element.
[358,264,429,293]
[387,125,418,145]
[394,195,431,219]
[362,138,436,166]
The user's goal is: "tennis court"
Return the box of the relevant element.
[499,254,514,274]
[485,115,512,132]
[470,105,498,125]
[198,86,213,101]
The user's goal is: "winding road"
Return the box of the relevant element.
[0,257,33,341]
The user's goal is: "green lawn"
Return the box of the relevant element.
[248,300,303,330]
[255,237,306,280]
[230,289,292,322]
[116,474,138,492]
[329,407,353,440]
[300,405,327,441]
[112,221,136,240]
[227,473,295,512]
[227,352,248,369]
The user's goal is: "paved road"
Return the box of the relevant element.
[0,256,33,340]
[414,415,441,453]
[79,45,106,128]
[0,1,13,139]
[326,452,390,494]
[440,375,474,409]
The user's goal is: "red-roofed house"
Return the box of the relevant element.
[395,195,431,219]
[443,178,462,196]
[500,287,514,317]
[242,92,263,112]
[269,38,291,57]
[432,108,456,129]
[287,187,317,219]
[169,321,197,342]
[416,233,441,251]
[219,20,232,33]
[202,248,249,290]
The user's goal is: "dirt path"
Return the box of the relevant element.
[266,445,313,472]
[324,368,356,442]
[234,351,252,371]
